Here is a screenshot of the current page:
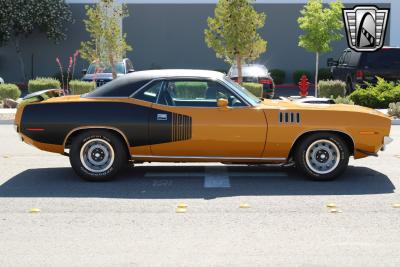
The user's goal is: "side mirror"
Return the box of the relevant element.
[327,58,338,67]
[127,69,135,73]
[81,69,87,75]
[217,98,229,108]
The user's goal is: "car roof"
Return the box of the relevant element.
[120,69,226,82]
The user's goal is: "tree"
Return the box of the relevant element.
[80,0,132,79]
[297,0,344,96]
[0,0,73,82]
[205,0,267,84]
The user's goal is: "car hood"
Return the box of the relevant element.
[260,99,389,118]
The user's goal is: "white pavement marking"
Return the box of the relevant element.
[144,168,288,188]
[204,166,231,188]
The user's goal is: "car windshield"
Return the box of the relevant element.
[229,65,268,77]
[87,62,125,74]
[222,77,262,105]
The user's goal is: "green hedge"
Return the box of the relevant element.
[174,81,207,99]
[242,82,262,97]
[334,96,354,105]
[270,69,285,84]
[349,78,400,108]
[318,80,346,98]
[28,77,61,93]
[318,68,333,80]
[293,70,312,83]
[69,80,96,95]
[0,84,21,100]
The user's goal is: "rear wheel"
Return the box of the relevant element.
[69,130,128,181]
[346,78,354,94]
[294,133,349,181]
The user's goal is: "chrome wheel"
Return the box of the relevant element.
[305,139,340,174]
[80,138,115,173]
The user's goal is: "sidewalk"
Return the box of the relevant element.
[0,109,16,124]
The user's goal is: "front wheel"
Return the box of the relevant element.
[69,130,128,181]
[294,133,349,181]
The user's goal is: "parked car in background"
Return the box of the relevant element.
[284,96,335,104]
[228,64,275,99]
[81,58,134,87]
[0,76,4,84]
[328,47,400,94]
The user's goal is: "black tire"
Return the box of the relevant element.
[294,133,349,181]
[69,130,128,181]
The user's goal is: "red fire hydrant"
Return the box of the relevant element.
[298,74,309,97]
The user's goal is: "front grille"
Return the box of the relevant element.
[96,80,109,87]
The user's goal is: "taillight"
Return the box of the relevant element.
[259,79,273,85]
[356,70,364,79]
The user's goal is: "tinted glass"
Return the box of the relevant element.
[160,80,245,107]
[229,65,268,77]
[85,78,150,97]
[133,81,163,103]
[361,49,400,68]
[348,51,361,66]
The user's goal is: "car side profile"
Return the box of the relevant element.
[15,70,392,181]
[328,47,400,93]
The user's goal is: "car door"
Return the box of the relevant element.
[148,79,267,158]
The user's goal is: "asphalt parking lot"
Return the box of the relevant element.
[0,124,399,266]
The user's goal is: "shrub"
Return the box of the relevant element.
[0,83,21,100]
[174,81,207,99]
[318,68,333,80]
[334,96,354,105]
[380,87,400,107]
[318,80,346,98]
[270,69,285,84]
[69,80,96,95]
[388,102,400,117]
[349,88,384,108]
[242,82,262,97]
[28,77,61,93]
[293,70,312,83]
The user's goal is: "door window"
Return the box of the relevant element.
[158,80,245,107]
[132,81,163,103]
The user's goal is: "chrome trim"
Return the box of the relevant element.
[131,154,286,161]
[63,126,130,148]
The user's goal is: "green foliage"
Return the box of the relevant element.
[298,0,343,54]
[0,0,73,81]
[318,68,333,80]
[388,102,400,117]
[174,82,208,99]
[293,70,312,83]
[0,84,21,100]
[69,80,95,95]
[28,77,61,93]
[349,78,400,108]
[318,80,346,98]
[80,0,132,79]
[270,69,285,84]
[205,0,267,82]
[334,95,354,105]
[242,82,262,98]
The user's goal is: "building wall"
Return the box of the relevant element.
[0,3,392,83]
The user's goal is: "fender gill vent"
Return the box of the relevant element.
[279,112,300,124]
[172,113,192,141]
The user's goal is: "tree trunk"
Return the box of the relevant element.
[236,55,242,84]
[14,36,27,82]
[109,54,117,79]
[315,52,319,97]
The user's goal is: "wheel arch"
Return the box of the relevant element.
[288,130,355,160]
[64,126,130,153]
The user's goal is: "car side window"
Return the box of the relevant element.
[132,81,163,103]
[343,52,351,65]
[158,80,245,107]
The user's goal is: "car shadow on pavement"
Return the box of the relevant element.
[0,165,395,199]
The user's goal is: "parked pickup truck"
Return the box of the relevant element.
[328,47,400,94]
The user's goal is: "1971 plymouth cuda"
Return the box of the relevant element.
[14,70,392,181]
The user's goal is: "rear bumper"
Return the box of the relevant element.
[381,136,393,151]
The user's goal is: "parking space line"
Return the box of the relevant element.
[204,166,231,188]
[229,172,288,177]
[145,172,203,177]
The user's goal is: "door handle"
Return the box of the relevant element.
[157,113,168,121]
